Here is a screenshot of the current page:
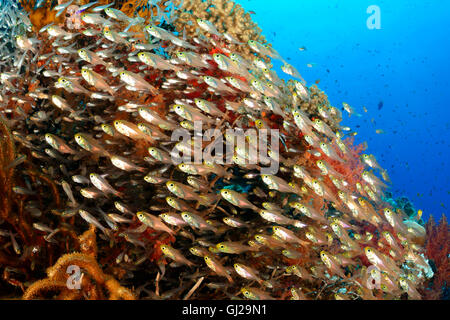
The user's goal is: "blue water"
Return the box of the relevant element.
[235,0,450,222]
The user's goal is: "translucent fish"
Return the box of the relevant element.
[196,18,222,37]
[136,211,174,235]
[241,287,274,300]
[160,244,195,267]
[220,189,259,212]
[89,173,123,197]
[119,70,157,94]
[204,254,233,283]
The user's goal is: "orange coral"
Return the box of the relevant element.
[120,0,168,22]
[23,226,136,300]
[19,0,166,32]
[19,1,65,32]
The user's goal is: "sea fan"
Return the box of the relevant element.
[421,215,449,300]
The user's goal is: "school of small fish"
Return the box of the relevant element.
[0,0,433,300]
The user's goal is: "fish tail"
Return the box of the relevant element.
[107,86,116,96]
[198,194,218,206]
[224,171,234,180]
[144,135,156,144]
[101,227,113,238]
[137,166,147,173]
[294,221,306,228]
[251,205,261,213]
[115,191,124,198]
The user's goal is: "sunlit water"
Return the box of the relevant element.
[235,0,450,221]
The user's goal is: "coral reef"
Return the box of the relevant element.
[0,114,70,297]
[173,0,268,62]
[0,0,445,301]
[420,215,449,300]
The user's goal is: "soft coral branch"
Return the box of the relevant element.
[421,215,450,299]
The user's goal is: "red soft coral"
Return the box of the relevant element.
[421,215,450,299]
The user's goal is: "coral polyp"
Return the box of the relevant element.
[0,0,446,300]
